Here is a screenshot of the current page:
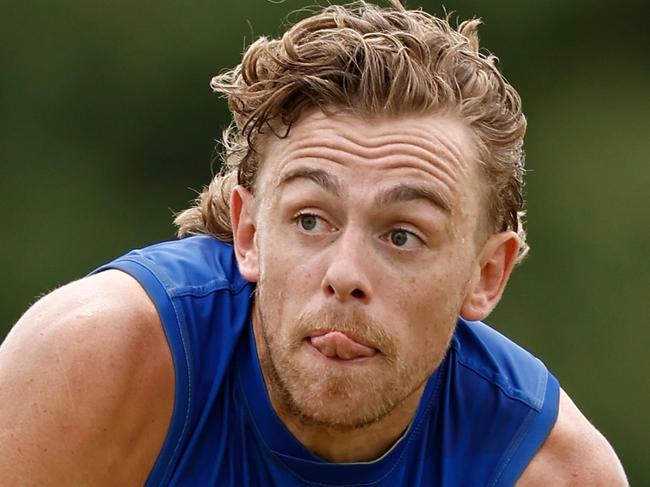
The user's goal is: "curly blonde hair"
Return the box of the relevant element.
[175,0,529,261]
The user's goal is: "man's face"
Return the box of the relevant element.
[246,108,485,429]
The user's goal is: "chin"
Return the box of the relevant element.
[276,350,414,429]
[290,383,393,429]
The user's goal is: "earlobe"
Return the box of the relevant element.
[230,185,259,283]
[460,231,520,321]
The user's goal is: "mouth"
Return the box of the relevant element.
[306,330,379,361]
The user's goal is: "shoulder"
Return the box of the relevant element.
[104,236,247,293]
[0,270,173,485]
[453,321,627,485]
[453,319,550,409]
[517,388,628,486]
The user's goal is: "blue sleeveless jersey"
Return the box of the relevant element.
[93,236,559,486]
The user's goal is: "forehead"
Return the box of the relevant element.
[256,108,481,212]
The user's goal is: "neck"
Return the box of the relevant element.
[272,383,425,463]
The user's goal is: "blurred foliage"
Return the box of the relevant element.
[1,0,648,483]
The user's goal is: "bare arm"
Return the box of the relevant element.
[517,388,628,486]
[0,270,174,486]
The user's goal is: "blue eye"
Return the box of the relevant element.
[387,228,422,249]
[299,214,318,231]
[390,229,409,246]
[299,215,317,230]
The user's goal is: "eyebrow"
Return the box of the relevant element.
[375,184,451,214]
[275,168,342,196]
[275,167,451,214]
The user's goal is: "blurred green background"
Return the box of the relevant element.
[2,0,648,483]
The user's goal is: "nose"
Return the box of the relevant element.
[321,229,372,303]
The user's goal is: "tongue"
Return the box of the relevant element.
[309,331,376,360]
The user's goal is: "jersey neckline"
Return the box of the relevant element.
[236,316,446,485]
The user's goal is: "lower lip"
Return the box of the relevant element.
[303,340,377,365]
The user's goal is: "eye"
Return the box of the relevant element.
[299,214,317,231]
[296,213,327,233]
[387,228,422,249]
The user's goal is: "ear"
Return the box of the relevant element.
[460,231,520,321]
[230,185,259,283]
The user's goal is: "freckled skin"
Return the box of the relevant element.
[233,109,629,482]
[233,108,493,462]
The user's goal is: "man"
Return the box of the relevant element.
[0,1,627,485]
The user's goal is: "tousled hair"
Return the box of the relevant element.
[175,0,529,261]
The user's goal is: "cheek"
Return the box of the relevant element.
[257,244,320,324]
[258,223,327,289]
[398,297,457,367]
[259,249,316,293]
[386,262,467,351]
[392,254,470,307]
